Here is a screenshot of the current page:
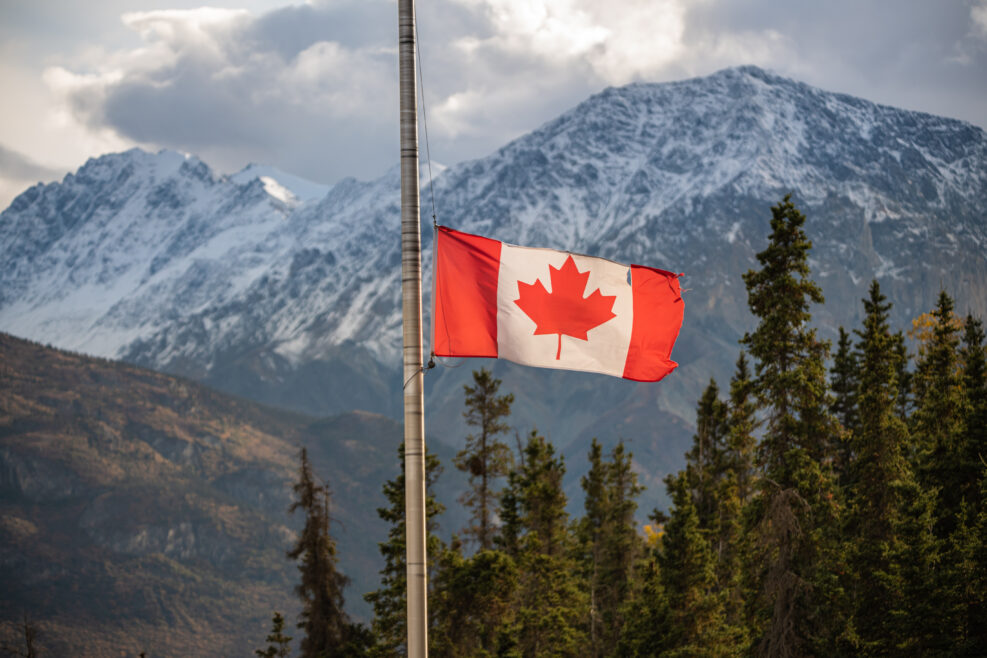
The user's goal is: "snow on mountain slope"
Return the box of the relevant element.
[1,66,985,503]
[230,164,331,203]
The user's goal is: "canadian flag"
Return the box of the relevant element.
[432,226,684,381]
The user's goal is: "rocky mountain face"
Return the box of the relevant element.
[0,333,466,656]
[1,66,985,511]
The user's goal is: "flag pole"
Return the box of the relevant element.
[398,0,428,655]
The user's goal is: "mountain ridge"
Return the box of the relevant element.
[1,64,985,514]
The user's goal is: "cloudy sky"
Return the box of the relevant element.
[1,0,986,208]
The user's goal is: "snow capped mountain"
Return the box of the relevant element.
[229,164,331,203]
[1,66,985,503]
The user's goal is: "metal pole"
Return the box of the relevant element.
[398,0,428,656]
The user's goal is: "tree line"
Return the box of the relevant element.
[260,196,987,657]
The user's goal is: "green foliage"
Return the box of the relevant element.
[912,291,965,533]
[659,474,735,656]
[959,315,987,510]
[740,196,840,656]
[684,380,729,534]
[256,611,292,658]
[839,281,925,654]
[364,445,445,657]
[288,448,351,658]
[511,431,587,656]
[830,327,858,486]
[431,546,519,656]
[830,327,859,435]
[578,439,644,655]
[615,556,671,657]
[454,368,515,550]
[726,352,758,506]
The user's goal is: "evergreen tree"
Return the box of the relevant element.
[959,315,987,510]
[716,352,758,653]
[495,470,523,559]
[580,439,608,657]
[841,281,920,654]
[511,430,586,656]
[364,445,445,657]
[892,476,945,654]
[726,351,758,506]
[288,448,351,658]
[740,196,839,656]
[256,612,292,658]
[454,368,515,550]
[967,471,987,654]
[830,327,858,485]
[830,326,859,432]
[430,544,519,657]
[911,291,964,534]
[891,330,912,421]
[615,555,671,657]
[579,439,643,655]
[659,474,734,656]
[684,380,729,534]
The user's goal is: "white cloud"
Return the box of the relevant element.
[39,3,398,184]
[972,0,987,39]
[0,0,981,208]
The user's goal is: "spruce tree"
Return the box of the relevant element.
[841,281,919,654]
[740,196,839,656]
[615,555,671,657]
[830,327,858,487]
[579,440,643,655]
[287,448,350,658]
[720,352,757,652]
[580,438,609,657]
[726,351,758,506]
[454,368,515,550]
[684,380,729,534]
[911,291,964,534]
[511,430,586,656]
[430,544,519,657]
[256,612,292,658]
[830,327,859,435]
[967,471,987,654]
[959,315,987,510]
[892,330,912,421]
[364,445,445,657]
[659,474,733,656]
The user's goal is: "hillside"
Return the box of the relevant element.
[0,333,456,656]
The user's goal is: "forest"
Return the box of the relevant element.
[262,197,987,657]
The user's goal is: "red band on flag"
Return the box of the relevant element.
[434,226,501,357]
[622,265,683,382]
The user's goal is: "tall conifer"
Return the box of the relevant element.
[287,448,351,658]
[912,292,964,533]
[740,196,839,656]
[830,327,858,486]
[659,474,733,656]
[511,431,586,656]
[455,368,515,550]
[959,315,987,510]
[841,281,920,653]
[364,445,444,656]
[579,439,643,655]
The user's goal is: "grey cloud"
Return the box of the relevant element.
[248,2,393,55]
[680,0,987,124]
[46,0,987,190]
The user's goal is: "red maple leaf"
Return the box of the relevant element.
[514,255,618,360]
